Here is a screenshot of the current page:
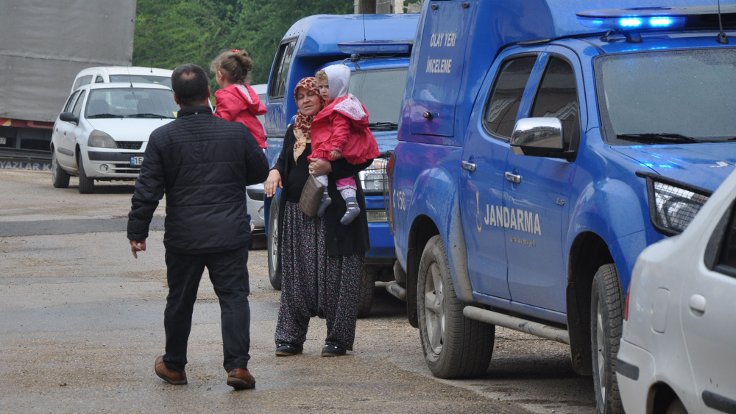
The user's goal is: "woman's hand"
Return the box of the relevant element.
[309,158,332,176]
[264,169,282,198]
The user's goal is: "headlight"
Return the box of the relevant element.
[88,130,117,148]
[359,158,388,194]
[647,177,709,235]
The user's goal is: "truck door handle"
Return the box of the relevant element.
[505,171,521,184]
[689,294,706,316]
[461,161,476,172]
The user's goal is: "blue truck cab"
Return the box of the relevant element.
[387,1,736,412]
[263,14,419,316]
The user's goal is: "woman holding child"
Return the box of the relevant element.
[264,76,372,357]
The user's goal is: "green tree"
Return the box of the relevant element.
[133,0,353,86]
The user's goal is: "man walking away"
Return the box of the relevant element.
[127,63,268,390]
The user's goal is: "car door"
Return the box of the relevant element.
[67,89,87,167]
[459,53,537,300]
[682,198,736,411]
[505,49,583,313]
[54,90,83,169]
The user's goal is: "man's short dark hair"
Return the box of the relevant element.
[171,64,210,106]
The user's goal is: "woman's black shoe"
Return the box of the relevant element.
[275,342,303,356]
[321,343,347,357]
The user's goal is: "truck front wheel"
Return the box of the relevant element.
[591,263,624,414]
[267,199,282,290]
[417,235,494,378]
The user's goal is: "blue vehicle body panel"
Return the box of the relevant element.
[264,14,419,267]
[391,0,736,324]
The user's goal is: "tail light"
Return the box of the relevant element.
[623,284,631,321]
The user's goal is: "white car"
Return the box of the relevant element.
[617,169,736,414]
[70,66,173,92]
[50,82,178,193]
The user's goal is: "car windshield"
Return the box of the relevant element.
[598,48,736,144]
[85,88,178,119]
[109,74,172,87]
[349,67,408,130]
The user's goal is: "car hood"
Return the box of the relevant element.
[87,118,173,141]
[613,143,736,192]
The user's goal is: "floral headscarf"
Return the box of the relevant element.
[293,77,324,161]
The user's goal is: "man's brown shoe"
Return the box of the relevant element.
[226,368,256,390]
[154,355,187,385]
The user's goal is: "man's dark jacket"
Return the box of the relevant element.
[127,105,269,254]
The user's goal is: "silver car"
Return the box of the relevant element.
[245,84,267,247]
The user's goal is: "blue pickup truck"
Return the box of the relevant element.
[262,13,419,316]
[387,1,736,412]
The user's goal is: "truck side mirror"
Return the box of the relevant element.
[59,112,79,124]
[510,117,566,158]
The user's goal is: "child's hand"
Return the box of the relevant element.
[330,150,342,160]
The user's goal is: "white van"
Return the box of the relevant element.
[70,66,173,92]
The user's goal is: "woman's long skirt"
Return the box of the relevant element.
[274,202,365,350]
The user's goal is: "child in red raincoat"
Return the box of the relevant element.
[310,64,379,225]
[210,49,267,149]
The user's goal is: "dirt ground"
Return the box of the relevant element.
[0,169,595,413]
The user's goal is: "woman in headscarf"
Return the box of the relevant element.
[264,77,372,357]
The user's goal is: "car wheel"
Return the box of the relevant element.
[356,267,376,318]
[267,199,282,290]
[665,398,687,414]
[51,150,70,188]
[417,235,494,378]
[591,263,624,414]
[77,153,95,194]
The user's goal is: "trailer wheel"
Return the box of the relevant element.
[417,235,494,378]
[51,151,70,188]
[591,263,624,414]
[76,154,95,194]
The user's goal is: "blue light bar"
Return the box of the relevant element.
[338,41,412,55]
[577,13,686,31]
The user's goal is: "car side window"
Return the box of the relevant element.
[63,91,80,112]
[531,57,580,149]
[716,203,736,274]
[71,90,86,118]
[73,75,93,90]
[95,76,104,83]
[483,56,537,139]
[268,40,296,99]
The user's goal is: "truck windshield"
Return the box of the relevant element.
[86,88,178,119]
[349,68,408,130]
[598,48,736,144]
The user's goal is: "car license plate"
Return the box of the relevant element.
[130,156,144,167]
[0,137,6,145]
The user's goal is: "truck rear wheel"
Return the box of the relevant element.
[591,263,624,414]
[76,154,95,194]
[51,151,70,188]
[267,199,282,290]
[417,235,494,378]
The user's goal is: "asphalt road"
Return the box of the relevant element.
[0,169,595,413]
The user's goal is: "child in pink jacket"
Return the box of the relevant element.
[210,49,267,149]
[311,64,379,225]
